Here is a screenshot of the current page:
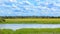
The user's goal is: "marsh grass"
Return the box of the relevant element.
[0,28,60,34]
[0,18,59,24]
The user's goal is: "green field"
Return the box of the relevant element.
[0,28,60,34]
[0,18,60,24]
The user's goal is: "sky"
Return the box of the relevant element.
[0,0,60,16]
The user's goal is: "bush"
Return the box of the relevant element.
[0,18,5,22]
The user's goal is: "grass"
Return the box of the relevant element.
[0,29,14,34]
[0,18,60,24]
[0,28,60,34]
[15,28,60,34]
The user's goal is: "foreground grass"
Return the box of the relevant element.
[15,28,60,34]
[0,18,60,24]
[0,28,60,34]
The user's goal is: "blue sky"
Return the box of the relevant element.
[0,0,60,16]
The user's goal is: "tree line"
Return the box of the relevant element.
[0,16,60,19]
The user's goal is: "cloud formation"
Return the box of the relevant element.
[0,0,60,16]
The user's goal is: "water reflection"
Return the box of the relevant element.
[0,24,60,30]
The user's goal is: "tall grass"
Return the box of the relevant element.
[0,28,60,34]
[2,18,60,24]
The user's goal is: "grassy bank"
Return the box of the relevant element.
[0,28,60,34]
[0,18,60,24]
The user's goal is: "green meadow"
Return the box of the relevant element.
[0,28,60,34]
[0,18,60,24]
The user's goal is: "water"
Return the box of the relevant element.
[0,24,60,30]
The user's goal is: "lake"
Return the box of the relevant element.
[0,24,60,30]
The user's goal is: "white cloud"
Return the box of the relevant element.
[9,0,17,2]
[0,0,60,16]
